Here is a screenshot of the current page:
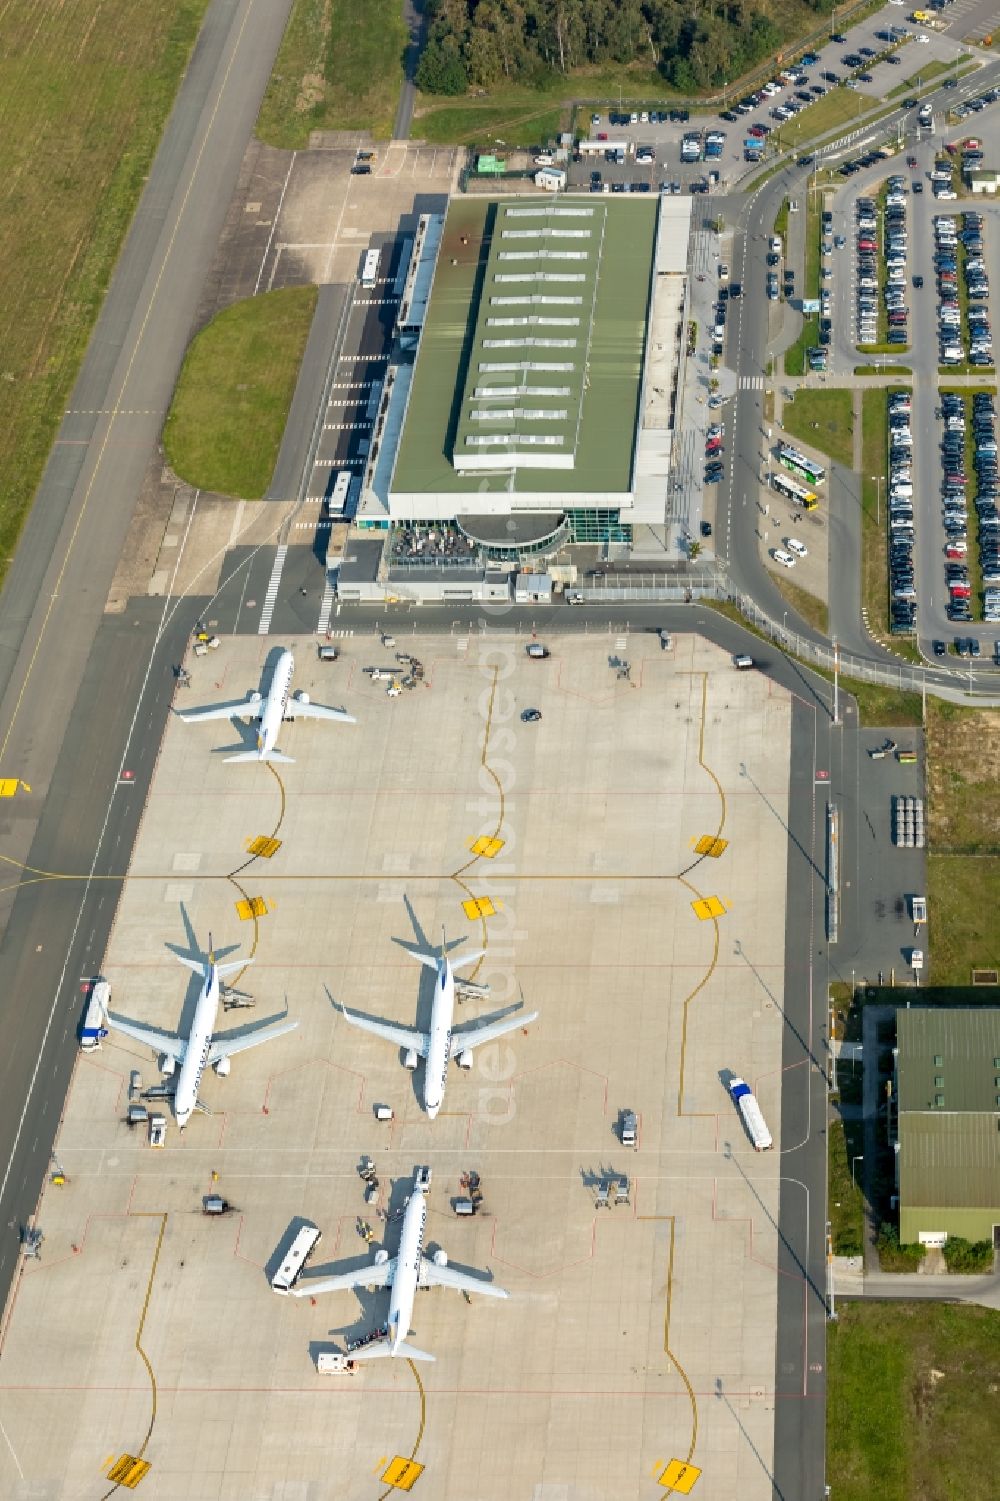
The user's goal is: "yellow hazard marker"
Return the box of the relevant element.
[382,1456,424,1491]
[0,779,20,797]
[469,834,505,858]
[691,895,726,921]
[106,1454,152,1488]
[658,1458,701,1493]
[462,896,500,921]
[694,835,728,858]
[235,896,269,921]
[246,835,282,859]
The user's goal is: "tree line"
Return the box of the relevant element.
[416,0,835,97]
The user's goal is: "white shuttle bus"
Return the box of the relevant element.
[271,1224,322,1294]
[361,248,380,290]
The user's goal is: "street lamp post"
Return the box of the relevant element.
[871,473,882,528]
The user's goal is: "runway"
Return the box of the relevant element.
[0,0,295,1316]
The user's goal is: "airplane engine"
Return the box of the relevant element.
[248,690,262,703]
[455,1049,474,1070]
[294,691,311,706]
[403,1048,419,1070]
[374,1248,390,1265]
[159,1054,176,1076]
[432,1249,448,1267]
[213,1056,231,1077]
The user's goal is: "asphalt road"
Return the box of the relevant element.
[0,0,294,1309]
[393,0,430,141]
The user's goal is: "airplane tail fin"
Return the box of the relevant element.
[349,1339,435,1364]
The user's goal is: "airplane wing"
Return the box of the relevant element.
[339,1005,429,1058]
[421,1258,509,1299]
[452,1010,539,1054]
[179,697,261,724]
[286,700,356,725]
[207,1018,299,1067]
[290,1257,395,1298]
[105,1012,185,1067]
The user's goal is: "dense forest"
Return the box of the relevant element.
[416,0,835,96]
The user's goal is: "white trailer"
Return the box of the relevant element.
[728,1077,773,1151]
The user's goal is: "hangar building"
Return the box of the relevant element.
[894,1008,1000,1246]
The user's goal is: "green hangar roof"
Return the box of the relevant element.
[389,196,657,506]
[897,1008,1000,1114]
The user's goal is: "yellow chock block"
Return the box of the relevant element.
[469,835,505,858]
[694,835,728,858]
[106,1455,152,1488]
[462,896,499,921]
[247,835,282,859]
[381,1456,424,1491]
[691,895,726,921]
[658,1458,701,1493]
[235,896,269,921]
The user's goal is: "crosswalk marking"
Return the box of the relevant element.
[316,579,336,635]
[739,375,766,390]
[258,545,287,635]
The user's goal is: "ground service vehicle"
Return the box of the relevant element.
[729,1078,773,1150]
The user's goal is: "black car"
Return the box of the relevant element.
[913,275,924,289]
[700,519,714,536]
[933,640,946,657]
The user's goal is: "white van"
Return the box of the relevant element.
[79,980,110,1050]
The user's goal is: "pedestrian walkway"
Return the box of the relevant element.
[740,374,766,390]
[316,579,336,635]
[257,545,287,635]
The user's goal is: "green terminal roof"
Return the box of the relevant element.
[390,196,657,501]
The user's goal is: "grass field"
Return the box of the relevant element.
[770,86,872,152]
[887,57,954,98]
[924,699,1000,853]
[782,389,855,470]
[0,0,210,585]
[827,1302,1000,1501]
[922,696,1000,985]
[772,574,829,635]
[853,365,911,375]
[163,287,318,499]
[416,99,567,148]
[256,0,407,147]
[829,1117,865,1256]
[861,387,891,644]
[927,854,1000,985]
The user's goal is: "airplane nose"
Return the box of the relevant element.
[426,1100,440,1119]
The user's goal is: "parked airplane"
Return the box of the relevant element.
[179,648,354,762]
[338,930,538,1117]
[290,1168,507,1360]
[106,939,297,1128]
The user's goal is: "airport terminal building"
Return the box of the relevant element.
[350,193,691,587]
